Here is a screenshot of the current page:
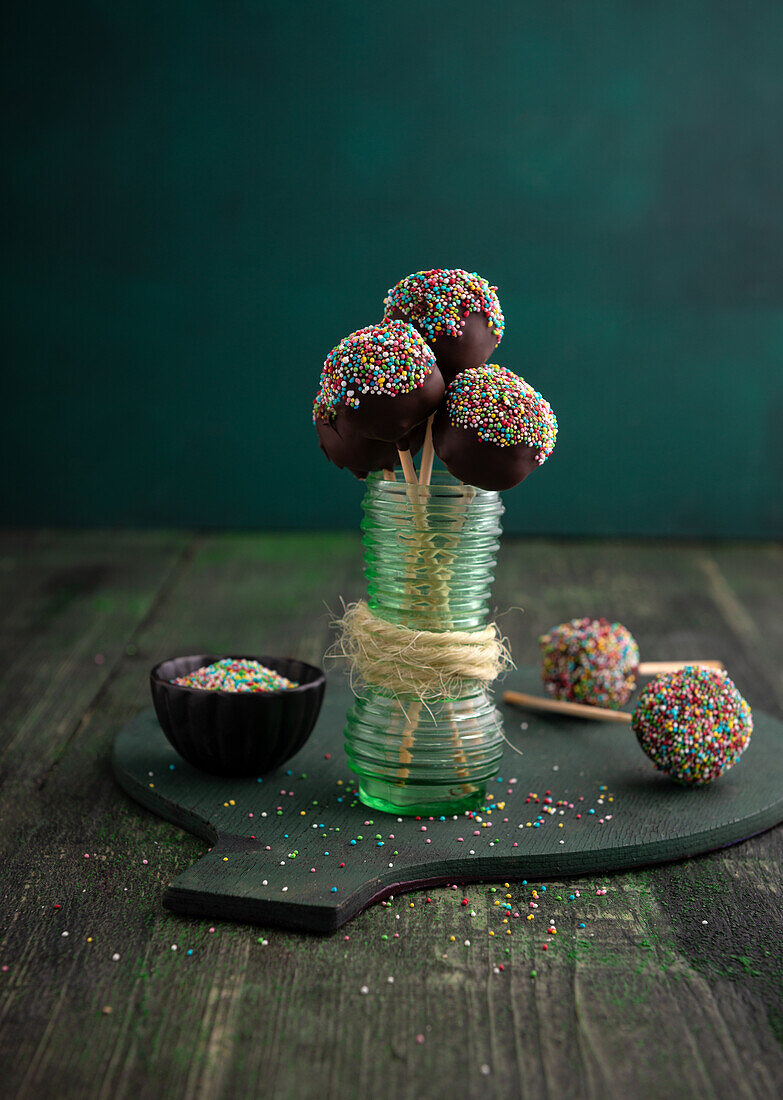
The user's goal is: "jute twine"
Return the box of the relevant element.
[331,599,513,702]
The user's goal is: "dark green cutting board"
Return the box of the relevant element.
[112,670,783,932]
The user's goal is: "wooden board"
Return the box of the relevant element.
[112,668,783,932]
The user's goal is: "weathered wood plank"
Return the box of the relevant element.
[697,544,783,707]
[0,532,361,1097]
[0,529,192,786]
[492,539,779,707]
[491,539,783,1097]
[0,535,781,1100]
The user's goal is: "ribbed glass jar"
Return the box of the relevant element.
[343,469,506,815]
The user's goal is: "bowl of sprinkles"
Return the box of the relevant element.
[150,654,326,777]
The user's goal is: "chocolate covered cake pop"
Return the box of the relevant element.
[432,365,557,491]
[314,321,444,446]
[314,411,425,480]
[540,618,640,710]
[383,269,505,385]
[632,666,752,785]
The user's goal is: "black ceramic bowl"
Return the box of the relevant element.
[150,654,326,777]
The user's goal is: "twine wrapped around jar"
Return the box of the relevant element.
[333,599,513,703]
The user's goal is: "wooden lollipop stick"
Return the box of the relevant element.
[503,690,631,724]
[394,448,425,780]
[418,415,435,486]
[396,700,422,781]
[382,468,397,482]
[397,449,418,485]
[638,660,723,675]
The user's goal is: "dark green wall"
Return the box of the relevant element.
[3,1,782,536]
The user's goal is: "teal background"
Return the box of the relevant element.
[2,1,782,536]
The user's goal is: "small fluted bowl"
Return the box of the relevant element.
[150,654,326,777]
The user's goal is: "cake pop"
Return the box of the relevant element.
[539,617,724,709]
[314,411,426,480]
[432,365,558,491]
[504,666,753,786]
[383,269,505,385]
[314,321,444,447]
[632,666,752,785]
[540,618,640,710]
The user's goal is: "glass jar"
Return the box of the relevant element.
[343,469,506,815]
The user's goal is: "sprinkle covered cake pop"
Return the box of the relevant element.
[383,269,505,385]
[540,618,640,709]
[632,666,752,785]
[432,365,557,491]
[314,320,444,446]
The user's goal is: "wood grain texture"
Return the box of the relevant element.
[0,530,191,787]
[0,533,781,1099]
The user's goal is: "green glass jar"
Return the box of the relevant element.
[343,469,506,816]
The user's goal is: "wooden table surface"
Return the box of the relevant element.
[1,531,782,1099]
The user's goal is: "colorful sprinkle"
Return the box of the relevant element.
[383,268,505,344]
[632,666,752,784]
[314,320,436,421]
[172,658,298,693]
[540,618,640,709]
[443,365,557,458]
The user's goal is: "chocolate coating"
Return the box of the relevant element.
[316,408,425,480]
[389,308,499,385]
[342,364,444,443]
[432,413,542,491]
